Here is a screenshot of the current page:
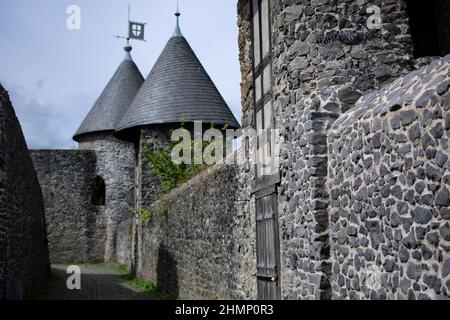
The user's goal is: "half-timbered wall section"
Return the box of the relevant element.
[251,0,282,300]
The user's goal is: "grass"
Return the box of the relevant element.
[119,265,178,300]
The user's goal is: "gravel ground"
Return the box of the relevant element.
[29,263,159,300]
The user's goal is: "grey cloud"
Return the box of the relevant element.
[6,83,91,149]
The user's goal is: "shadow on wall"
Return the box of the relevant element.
[156,244,179,297]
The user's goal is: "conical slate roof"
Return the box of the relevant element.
[73,46,144,141]
[115,15,240,135]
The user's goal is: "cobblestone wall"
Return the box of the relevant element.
[78,132,135,265]
[134,164,257,299]
[328,55,450,299]
[0,85,49,299]
[238,0,415,299]
[30,150,105,263]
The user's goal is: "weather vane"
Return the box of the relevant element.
[114,4,146,45]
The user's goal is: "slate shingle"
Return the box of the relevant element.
[115,34,240,135]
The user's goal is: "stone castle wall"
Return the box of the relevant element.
[130,126,258,299]
[78,132,135,265]
[0,85,49,299]
[30,150,105,263]
[134,164,257,299]
[328,56,450,299]
[238,0,415,299]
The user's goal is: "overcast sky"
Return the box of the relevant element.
[0,0,241,149]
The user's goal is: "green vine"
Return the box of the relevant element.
[141,124,228,192]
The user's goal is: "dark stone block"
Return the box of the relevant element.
[416,90,437,108]
[423,274,441,294]
[411,250,422,261]
[421,244,433,260]
[413,207,432,224]
[346,225,358,237]
[427,232,440,247]
[391,114,401,129]
[425,164,442,182]
[441,208,450,220]
[437,80,450,95]
[415,227,427,240]
[443,258,450,278]
[402,231,418,249]
[430,123,444,139]
[436,150,448,168]
[435,187,450,206]
[372,132,382,149]
[400,278,411,294]
[400,110,418,126]
[422,133,435,150]
[399,245,410,263]
[441,223,450,241]
[383,259,396,272]
[406,263,422,281]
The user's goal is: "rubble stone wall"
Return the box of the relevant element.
[0,85,50,299]
[328,56,450,300]
[30,150,105,263]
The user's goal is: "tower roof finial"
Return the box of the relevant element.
[173,0,183,37]
[123,43,133,60]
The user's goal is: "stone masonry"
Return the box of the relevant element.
[78,132,135,264]
[329,56,450,299]
[3,0,450,301]
[238,0,415,299]
[31,150,105,263]
[134,163,257,299]
[0,85,50,299]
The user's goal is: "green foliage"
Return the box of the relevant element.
[118,264,130,276]
[142,123,230,191]
[119,265,178,300]
[137,209,153,221]
[142,138,203,191]
[127,208,153,221]
[144,139,194,190]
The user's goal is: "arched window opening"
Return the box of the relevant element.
[91,176,106,206]
[406,0,450,58]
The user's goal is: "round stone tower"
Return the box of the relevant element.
[114,11,240,276]
[73,45,144,264]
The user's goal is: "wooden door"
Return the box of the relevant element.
[255,188,280,300]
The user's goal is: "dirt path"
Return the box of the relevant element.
[30,263,160,300]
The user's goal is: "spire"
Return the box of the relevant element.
[73,46,144,141]
[173,1,183,37]
[115,29,240,136]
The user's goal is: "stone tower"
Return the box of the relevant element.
[114,11,240,277]
[73,45,144,263]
